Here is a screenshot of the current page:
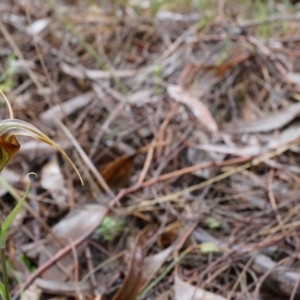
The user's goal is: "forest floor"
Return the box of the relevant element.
[2,0,300,299]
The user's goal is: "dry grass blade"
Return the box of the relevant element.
[56,120,111,194]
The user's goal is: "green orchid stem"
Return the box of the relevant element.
[0,248,10,300]
[0,220,10,300]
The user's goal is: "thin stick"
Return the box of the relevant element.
[267,169,283,227]
[141,155,251,188]
[138,103,179,184]
[131,139,300,210]
[56,120,112,195]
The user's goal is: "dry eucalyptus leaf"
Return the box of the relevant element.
[225,102,300,133]
[41,156,67,207]
[267,125,300,149]
[167,84,218,133]
[35,278,91,295]
[141,246,174,289]
[60,61,136,79]
[19,140,71,157]
[187,147,225,179]
[288,72,300,86]
[26,18,49,35]
[174,276,227,300]
[39,205,107,281]
[127,90,158,106]
[40,91,95,127]
[155,290,172,300]
[41,157,64,191]
[20,284,42,300]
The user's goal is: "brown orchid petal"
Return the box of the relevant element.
[0,134,20,171]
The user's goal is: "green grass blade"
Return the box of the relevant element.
[0,174,33,247]
[0,282,7,299]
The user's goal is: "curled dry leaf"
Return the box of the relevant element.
[167,84,218,133]
[174,275,227,300]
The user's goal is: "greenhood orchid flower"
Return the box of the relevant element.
[0,92,83,184]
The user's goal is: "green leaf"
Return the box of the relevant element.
[0,54,17,94]
[0,174,32,247]
[0,282,7,300]
[19,254,37,273]
[200,242,220,254]
[98,216,125,241]
[205,217,220,229]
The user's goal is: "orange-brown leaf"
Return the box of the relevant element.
[99,154,136,189]
[215,51,251,77]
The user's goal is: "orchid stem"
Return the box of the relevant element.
[0,219,10,300]
[0,248,10,300]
